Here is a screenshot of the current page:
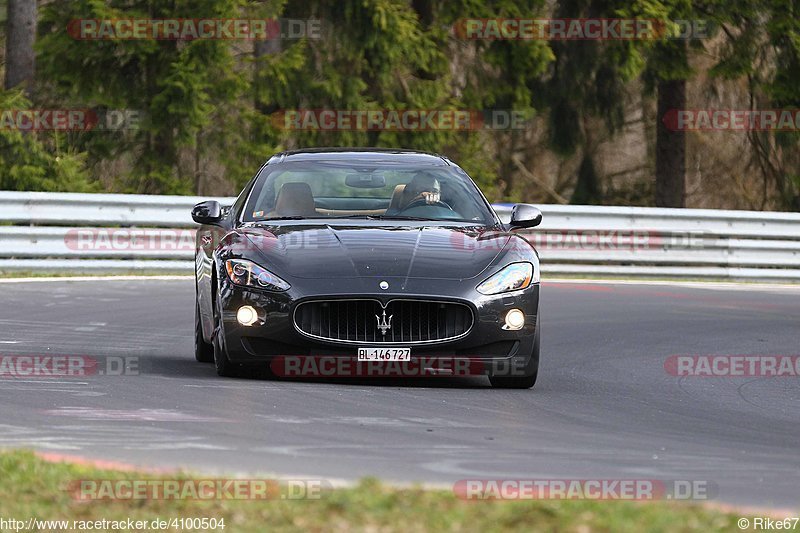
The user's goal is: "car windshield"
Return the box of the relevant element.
[242,160,496,224]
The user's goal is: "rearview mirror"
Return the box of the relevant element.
[345,173,386,188]
[192,200,223,225]
[509,204,543,229]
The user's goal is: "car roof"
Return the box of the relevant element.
[269,148,451,166]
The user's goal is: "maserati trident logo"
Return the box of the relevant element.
[376,309,393,336]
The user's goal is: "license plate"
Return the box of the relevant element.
[358,347,411,361]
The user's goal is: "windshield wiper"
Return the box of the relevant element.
[257,214,452,222]
[255,216,307,221]
[333,214,439,221]
[373,215,439,221]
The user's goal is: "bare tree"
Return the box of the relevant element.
[5,0,37,92]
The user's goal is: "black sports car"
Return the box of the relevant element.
[192,148,543,388]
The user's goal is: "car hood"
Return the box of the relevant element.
[238,223,511,280]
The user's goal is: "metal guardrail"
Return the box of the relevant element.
[1,191,799,281]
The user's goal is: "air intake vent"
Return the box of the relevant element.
[294,299,474,344]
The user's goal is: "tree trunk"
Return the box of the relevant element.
[5,0,37,92]
[655,79,686,207]
[571,154,601,204]
[412,0,433,26]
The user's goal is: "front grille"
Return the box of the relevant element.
[294,299,474,344]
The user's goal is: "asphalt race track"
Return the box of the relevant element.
[0,278,798,509]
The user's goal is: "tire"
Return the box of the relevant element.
[212,293,238,377]
[489,328,540,389]
[194,301,214,363]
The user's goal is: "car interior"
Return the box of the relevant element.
[249,170,490,222]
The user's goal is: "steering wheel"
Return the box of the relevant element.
[400,197,454,212]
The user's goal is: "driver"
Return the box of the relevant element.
[399,172,441,210]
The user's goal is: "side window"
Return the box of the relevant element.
[232,166,266,221]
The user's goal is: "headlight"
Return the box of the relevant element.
[476,262,534,295]
[225,259,290,291]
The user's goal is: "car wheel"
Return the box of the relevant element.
[195,302,214,363]
[212,294,237,377]
[489,327,540,389]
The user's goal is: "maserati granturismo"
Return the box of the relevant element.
[192,148,542,388]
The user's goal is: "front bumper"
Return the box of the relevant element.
[217,275,540,374]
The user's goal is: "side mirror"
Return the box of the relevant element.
[509,204,543,229]
[192,200,223,225]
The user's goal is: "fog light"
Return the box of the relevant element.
[503,308,525,331]
[237,305,258,326]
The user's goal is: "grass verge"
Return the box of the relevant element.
[0,450,761,532]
